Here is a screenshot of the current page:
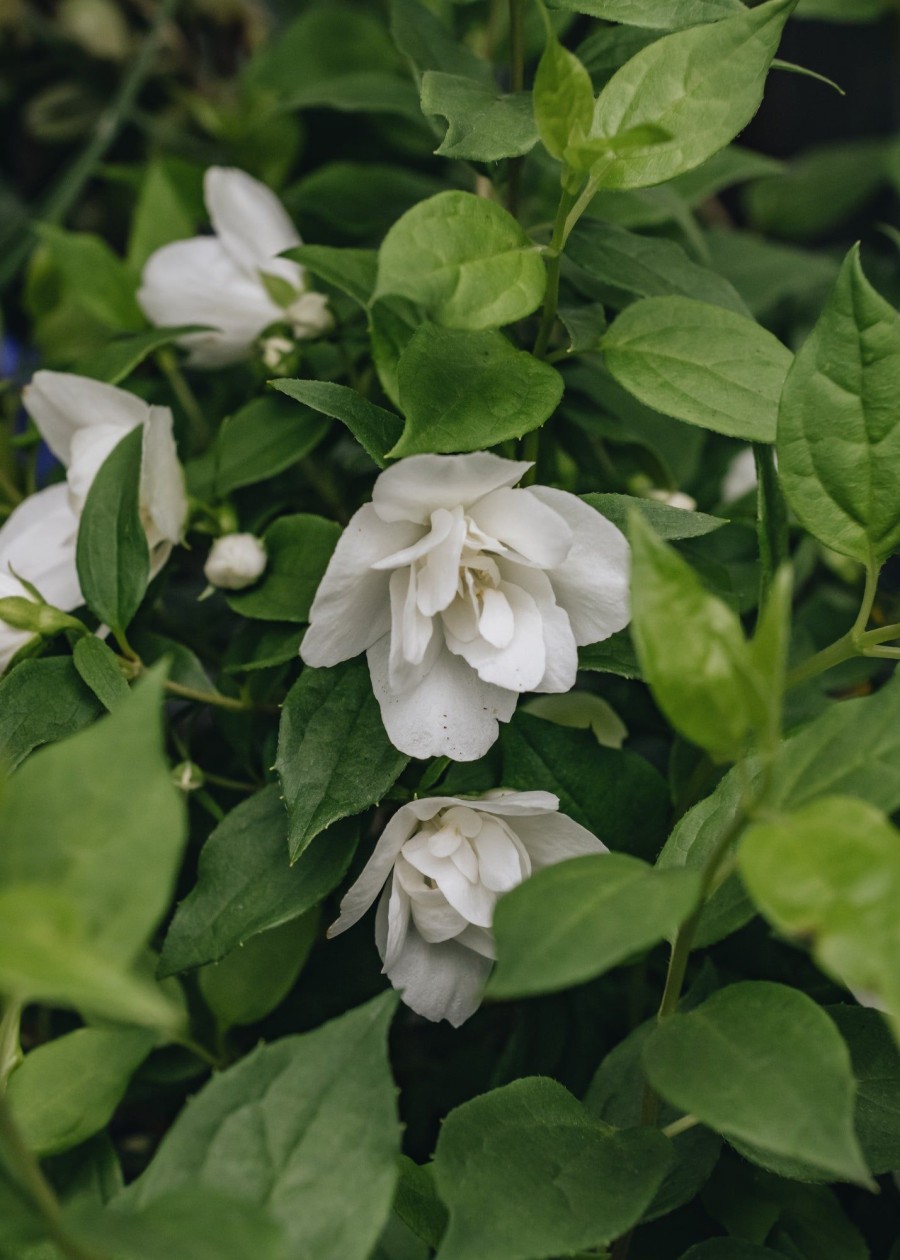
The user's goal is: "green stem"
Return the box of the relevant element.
[164,679,257,713]
[156,348,209,454]
[785,562,881,690]
[0,0,178,292]
[785,631,856,690]
[506,0,526,217]
[0,1001,22,1093]
[753,443,788,604]
[532,186,580,361]
[661,1113,700,1140]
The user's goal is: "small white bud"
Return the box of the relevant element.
[261,335,295,370]
[204,533,267,591]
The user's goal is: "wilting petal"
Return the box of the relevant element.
[512,813,608,870]
[0,483,82,613]
[204,166,301,277]
[367,635,517,761]
[327,803,423,937]
[445,581,545,693]
[23,371,147,468]
[526,485,630,645]
[301,505,420,668]
[376,900,491,1027]
[468,486,572,568]
[140,407,187,549]
[372,453,531,525]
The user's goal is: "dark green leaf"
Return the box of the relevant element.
[198,914,319,1030]
[227,513,340,622]
[577,629,643,679]
[75,326,209,386]
[282,245,378,307]
[271,379,402,468]
[0,658,102,772]
[72,637,130,713]
[828,1005,900,1176]
[584,492,725,539]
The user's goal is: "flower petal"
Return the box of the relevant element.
[376,902,491,1027]
[468,487,572,568]
[301,504,420,667]
[327,803,423,937]
[445,580,545,693]
[511,813,608,870]
[140,406,187,549]
[475,817,530,893]
[503,563,577,694]
[23,371,147,467]
[204,167,301,276]
[367,635,517,761]
[402,833,495,927]
[0,483,82,612]
[382,875,411,971]
[372,453,531,525]
[526,486,631,645]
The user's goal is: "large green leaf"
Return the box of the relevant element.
[391,326,563,456]
[553,0,743,29]
[76,326,209,386]
[271,379,403,468]
[226,513,340,622]
[583,492,725,540]
[198,914,318,1032]
[490,853,701,998]
[76,426,149,638]
[124,995,401,1260]
[590,0,795,189]
[374,192,546,329]
[276,660,409,861]
[533,37,594,162]
[0,658,102,772]
[36,225,143,330]
[159,786,358,975]
[432,1077,673,1260]
[602,297,792,441]
[421,74,538,161]
[643,981,870,1184]
[828,1004,900,1175]
[777,245,900,564]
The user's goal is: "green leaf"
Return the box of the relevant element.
[490,853,701,998]
[533,38,594,161]
[602,297,792,441]
[628,510,759,760]
[76,427,149,638]
[276,659,409,861]
[223,623,305,674]
[159,787,358,975]
[226,513,340,622]
[72,637,129,713]
[0,658,102,772]
[705,227,839,320]
[126,156,204,270]
[421,74,538,161]
[432,1077,673,1260]
[390,0,492,81]
[777,245,900,564]
[374,192,546,330]
[567,220,749,315]
[553,0,743,29]
[7,1027,155,1156]
[188,394,330,499]
[583,492,725,540]
[577,629,642,679]
[282,245,378,307]
[280,72,423,121]
[827,1005,900,1175]
[500,712,668,860]
[680,1244,779,1259]
[198,913,319,1031]
[740,797,900,1044]
[35,225,143,330]
[558,301,607,353]
[271,379,403,468]
[124,994,401,1260]
[643,981,870,1184]
[590,0,795,189]
[75,326,209,386]
[523,691,627,748]
[391,325,563,457]
[394,1157,449,1251]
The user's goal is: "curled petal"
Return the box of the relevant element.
[445,580,545,693]
[468,486,572,568]
[141,407,188,552]
[0,483,82,613]
[204,166,301,276]
[23,371,147,467]
[372,453,531,525]
[328,803,423,937]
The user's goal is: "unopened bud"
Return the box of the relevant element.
[261,335,295,371]
[172,761,204,792]
[204,533,267,591]
[0,596,85,637]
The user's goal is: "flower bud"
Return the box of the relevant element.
[203,533,267,591]
[0,596,85,637]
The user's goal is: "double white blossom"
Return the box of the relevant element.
[329,791,607,1026]
[138,167,331,368]
[302,453,631,761]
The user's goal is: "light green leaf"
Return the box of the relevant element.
[533,38,594,161]
[643,981,871,1184]
[705,227,839,319]
[198,913,319,1031]
[433,1077,673,1260]
[124,995,402,1260]
[282,245,378,307]
[591,0,795,189]
[276,659,409,861]
[271,378,403,468]
[602,297,792,441]
[0,658,102,772]
[226,513,340,622]
[421,74,538,161]
[160,787,357,975]
[374,192,546,330]
[72,637,129,713]
[35,225,143,330]
[8,1027,155,1156]
[75,427,149,638]
[391,325,563,456]
[369,296,420,408]
[552,0,743,29]
[740,797,900,1044]
[490,853,701,997]
[126,156,204,270]
[75,326,209,386]
[777,245,900,564]
[583,492,725,539]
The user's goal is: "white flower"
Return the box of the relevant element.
[721,447,758,504]
[301,453,631,761]
[204,533,267,590]
[22,371,188,578]
[137,167,332,368]
[0,484,81,672]
[328,790,607,1026]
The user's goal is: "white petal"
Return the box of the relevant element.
[289,290,333,339]
[300,505,420,668]
[407,889,469,944]
[367,635,517,761]
[382,875,411,971]
[138,237,282,367]
[23,371,147,467]
[445,581,545,693]
[387,568,439,693]
[402,833,496,927]
[478,587,515,649]
[468,487,572,568]
[140,407,187,549]
[504,563,578,694]
[327,803,423,936]
[526,486,631,645]
[0,483,82,612]
[416,511,467,616]
[66,424,130,512]
[511,813,608,870]
[376,905,491,1027]
[476,818,530,893]
[204,167,301,275]
[721,447,758,504]
[371,453,532,525]
[371,507,461,571]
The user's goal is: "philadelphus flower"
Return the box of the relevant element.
[329,791,608,1026]
[204,533,267,590]
[138,167,332,368]
[302,453,631,761]
[23,371,187,578]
